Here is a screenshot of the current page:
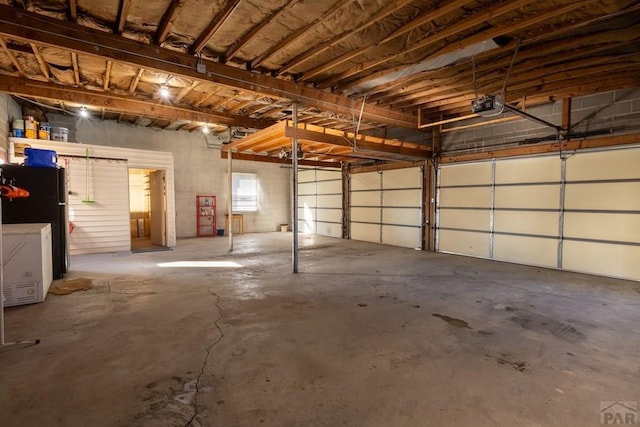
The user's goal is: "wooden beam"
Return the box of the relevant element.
[221,150,341,168]
[191,0,242,55]
[103,60,112,91]
[284,127,431,160]
[0,74,274,129]
[282,0,414,78]
[71,52,80,86]
[440,133,640,163]
[67,0,77,22]
[251,0,351,70]
[155,0,184,45]
[30,43,50,81]
[175,80,199,102]
[441,115,519,133]
[0,37,24,76]
[115,0,132,35]
[0,5,416,129]
[349,160,424,174]
[128,68,144,95]
[224,0,298,63]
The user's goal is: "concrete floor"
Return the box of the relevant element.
[1,233,639,427]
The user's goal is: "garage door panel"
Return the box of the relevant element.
[565,182,640,210]
[298,182,316,195]
[351,223,380,243]
[440,162,493,186]
[495,156,560,184]
[564,212,640,243]
[316,194,342,209]
[566,148,640,180]
[439,229,489,257]
[351,191,380,206]
[298,195,316,208]
[493,234,557,268]
[298,170,316,182]
[438,209,489,231]
[351,172,381,190]
[494,185,560,209]
[316,169,341,181]
[317,208,341,223]
[439,187,491,208]
[298,219,315,234]
[316,222,341,237]
[563,240,640,281]
[382,189,421,207]
[351,207,379,222]
[317,180,341,193]
[383,168,421,189]
[382,225,420,248]
[493,210,559,236]
[382,208,420,226]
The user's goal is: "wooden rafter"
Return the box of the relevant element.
[103,60,113,91]
[228,97,258,114]
[115,0,132,35]
[190,0,243,55]
[251,0,351,70]
[279,0,414,77]
[193,87,219,107]
[128,68,144,95]
[175,80,199,103]
[319,0,541,90]
[0,37,24,76]
[224,0,299,63]
[332,0,587,91]
[155,0,184,45]
[210,91,242,110]
[71,52,80,86]
[30,43,50,80]
[0,5,415,128]
[67,0,77,22]
[0,75,274,129]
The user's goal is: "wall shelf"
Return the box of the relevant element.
[196,195,216,237]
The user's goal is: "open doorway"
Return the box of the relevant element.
[129,168,167,252]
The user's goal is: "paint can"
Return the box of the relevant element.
[38,122,51,140]
[11,119,24,138]
[51,127,69,142]
[24,116,38,139]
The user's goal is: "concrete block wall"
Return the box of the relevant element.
[0,94,23,162]
[441,87,640,154]
[49,115,291,237]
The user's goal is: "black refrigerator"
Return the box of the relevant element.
[1,164,68,279]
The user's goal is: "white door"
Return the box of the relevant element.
[150,170,166,246]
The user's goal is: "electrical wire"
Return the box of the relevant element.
[501,40,521,100]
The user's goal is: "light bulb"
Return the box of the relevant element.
[202,126,210,134]
[80,106,89,118]
[159,86,170,98]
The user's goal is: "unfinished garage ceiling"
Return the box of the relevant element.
[0,0,638,136]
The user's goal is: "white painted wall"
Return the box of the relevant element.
[50,116,291,237]
[0,94,22,162]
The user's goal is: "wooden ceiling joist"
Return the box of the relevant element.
[155,0,184,45]
[67,0,77,22]
[115,0,131,35]
[0,5,416,129]
[0,74,274,129]
[128,68,144,95]
[0,37,24,76]
[221,150,342,168]
[224,0,299,63]
[103,60,113,91]
[30,43,50,81]
[190,0,243,55]
[71,52,80,86]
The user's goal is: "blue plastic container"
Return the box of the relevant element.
[24,147,58,168]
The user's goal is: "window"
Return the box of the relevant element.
[232,173,258,212]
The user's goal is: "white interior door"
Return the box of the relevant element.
[150,170,166,246]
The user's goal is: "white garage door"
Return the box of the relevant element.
[437,146,640,281]
[298,168,342,237]
[350,167,422,249]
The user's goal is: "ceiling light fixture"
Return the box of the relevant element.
[202,126,210,134]
[80,106,89,118]
[159,85,170,98]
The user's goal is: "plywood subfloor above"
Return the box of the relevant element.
[220,121,432,167]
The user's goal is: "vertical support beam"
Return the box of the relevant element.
[562,97,572,141]
[227,148,233,252]
[557,156,567,269]
[489,160,496,259]
[421,161,429,250]
[292,102,299,273]
[341,162,350,239]
[426,160,437,251]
